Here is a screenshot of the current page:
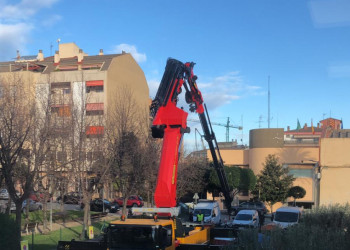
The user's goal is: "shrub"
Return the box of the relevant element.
[0,213,20,250]
[237,204,350,250]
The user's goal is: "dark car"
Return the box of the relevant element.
[115,195,144,207]
[232,201,268,216]
[83,199,120,213]
[57,192,83,204]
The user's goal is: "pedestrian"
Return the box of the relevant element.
[197,210,204,224]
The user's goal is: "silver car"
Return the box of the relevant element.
[22,199,43,213]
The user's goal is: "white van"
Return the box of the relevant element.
[233,209,260,229]
[273,206,303,229]
[193,200,221,225]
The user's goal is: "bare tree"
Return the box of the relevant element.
[177,153,210,201]
[0,73,37,247]
[106,86,153,216]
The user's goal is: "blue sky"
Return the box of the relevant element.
[1,0,349,151]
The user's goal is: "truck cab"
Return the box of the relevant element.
[106,218,175,250]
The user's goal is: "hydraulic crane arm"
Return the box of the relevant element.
[150,59,232,212]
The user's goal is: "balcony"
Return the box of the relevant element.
[86,126,104,138]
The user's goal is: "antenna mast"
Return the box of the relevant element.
[268,75,270,128]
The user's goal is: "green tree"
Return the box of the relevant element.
[254,154,295,212]
[239,168,257,192]
[288,186,306,206]
[207,165,256,198]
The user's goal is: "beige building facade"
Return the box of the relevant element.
[207,127,350,209]
[0,43,150,199]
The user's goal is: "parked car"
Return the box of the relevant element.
[0,189,9,200]
[22,199,43,213]
[57,192,83,204]
[29,192,51,202]
[115,195,144,207]
[82,199,120,213]
[0,189,21,200]
[232,201,268,216]
[233,209,260,229]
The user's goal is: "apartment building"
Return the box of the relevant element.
[0,42,150,198]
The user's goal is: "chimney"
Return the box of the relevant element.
[122,50,126,54]
[99,49,104,56]
[304,123,307,129]
[78,49,84,63]
[54,50,60,65]
[317,123,320,128]
[16,50,20,60]
[37,50,44,61]
[287,126,290,131]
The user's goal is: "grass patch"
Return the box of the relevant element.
[21,221,108,250]
[8,210,90,226]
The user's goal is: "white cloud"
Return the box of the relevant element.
[199,72,262,110]
[309,0,350,27]
[0,0,59,20]
[328,62,350,78]
[0,0,60,60]
[41,14,62,27]
[147,70,262,111]
[0,23,32,60]
[147,79,161,98]
[112,44,147,63]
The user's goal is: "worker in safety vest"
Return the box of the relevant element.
[197,210,204,223]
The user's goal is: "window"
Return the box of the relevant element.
[51,105,71,117]
[289,169,313,178]
[86,80,104,93]
[86,103,104,116]
[57,151,67,162]
[86,85,103,93]
[51,82,70,89]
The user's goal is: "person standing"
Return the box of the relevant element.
[197,210,204,224]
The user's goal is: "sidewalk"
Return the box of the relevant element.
[21,213,120,236]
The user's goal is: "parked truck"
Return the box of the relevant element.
[57,58,235,249]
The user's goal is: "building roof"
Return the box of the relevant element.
[285,127,322,134]
[0,53,123,74]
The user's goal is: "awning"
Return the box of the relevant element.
[86,103,104,111]
[86,80,103,87]
[86,126,104,135]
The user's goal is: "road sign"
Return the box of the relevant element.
[193,193,199,204]
[89,226,94,239]
[21,240,28,250]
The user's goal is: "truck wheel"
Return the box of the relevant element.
[132,203,138,207]
[105,208,110,213]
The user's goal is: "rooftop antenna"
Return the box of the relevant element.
[268,75,271,128]
[241,115,244,145]
[50,42,53,56]
[258,115,263,128]
[57,38,61,50]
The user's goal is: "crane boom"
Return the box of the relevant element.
[150,58,232,212]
